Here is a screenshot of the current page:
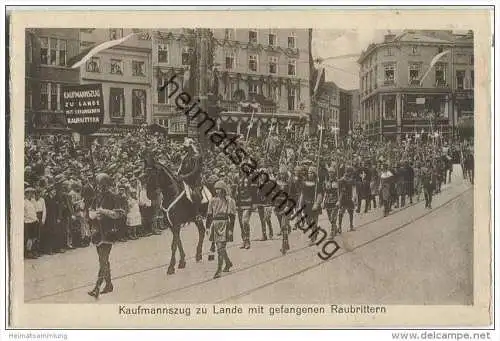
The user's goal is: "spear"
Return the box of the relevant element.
[315,109,325,198]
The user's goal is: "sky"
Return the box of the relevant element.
[312,29,469,90]
[311,29,392,90]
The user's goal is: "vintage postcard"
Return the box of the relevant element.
[7,8,492,328]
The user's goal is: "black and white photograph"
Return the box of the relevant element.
[7,8,493,329]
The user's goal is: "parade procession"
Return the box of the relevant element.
[23,28,475,302]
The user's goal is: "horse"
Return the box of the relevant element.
[145,159,208,275]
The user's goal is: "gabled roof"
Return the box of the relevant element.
[393,31,453,44]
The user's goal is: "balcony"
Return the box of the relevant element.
[132,116,147,125]
[409,79,421,87]
[435,80,449,88]
[383,80,395,86]
[220,100,239,112]
[219,100,278,114]
[154,103,179,114]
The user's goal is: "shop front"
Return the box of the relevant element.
[402,93,450,121]
[455,90,474,119]
[371,92,451,140]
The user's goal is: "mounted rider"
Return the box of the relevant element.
[178,138,203,208]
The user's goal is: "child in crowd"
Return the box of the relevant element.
[126,188,141,240]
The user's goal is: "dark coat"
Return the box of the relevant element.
[178,153,202,187]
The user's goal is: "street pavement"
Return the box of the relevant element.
[25,165,473,304]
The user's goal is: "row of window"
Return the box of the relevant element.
[88,28,299,49]
[86,57,146,77]
[158,81,300,110]
[29,34,298,76]
[26,82,147,118]
[108,88,147,118]
[223,29,297,49]
[157,45,297,75]
[363,47,474,70]
[360,63,474,93]
[245,55,296,75]
[38,37,67,66]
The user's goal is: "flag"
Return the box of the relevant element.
[132,29,152,40]
[69,33,136,69]
[419,50,451,86]
[312,67,325,98]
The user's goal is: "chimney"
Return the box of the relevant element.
[384,33,396,43]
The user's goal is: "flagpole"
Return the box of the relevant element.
[246,109,255,143]
[315,109,325,198]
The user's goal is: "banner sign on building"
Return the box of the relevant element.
[62,84,104,134]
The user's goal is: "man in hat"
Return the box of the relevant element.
[354,160,371,214]
[88,173,124,299]
[421,160,435,209]
[206,180,236,279]
[322,166,340,239]
[275,166,293,254]
[144,149,165,235]
[298,166,324,246]
[54,174,74,252]
[235,172,255,249]
[403,160,415,205]
[338,166,355,232]
[379,162,394,217]
[255,167,275,241]
[368,160,379,210]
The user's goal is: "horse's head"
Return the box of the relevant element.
[145,162,182,202]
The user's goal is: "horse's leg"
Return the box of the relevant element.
[167,225,178,275]
[177,225,186,269]
[195,217,205,262]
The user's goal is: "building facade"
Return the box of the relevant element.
[349,89,360,124]
[79,28,152,129]
[25,28,81,132]
[210,28,311,136]
[151,29,197,136]
[312,81,340,136]
[358,30,474,140]
[339,88,353,136]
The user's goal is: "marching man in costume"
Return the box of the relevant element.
[275,166,292,254]
[256,167,275,241]
[379,162,395,217]
[322,166,340,240]
[338,166,355,232]
[87,173,125,299]
[206,180,236,279]
[298,166,323,246]
[235,173,254,250]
